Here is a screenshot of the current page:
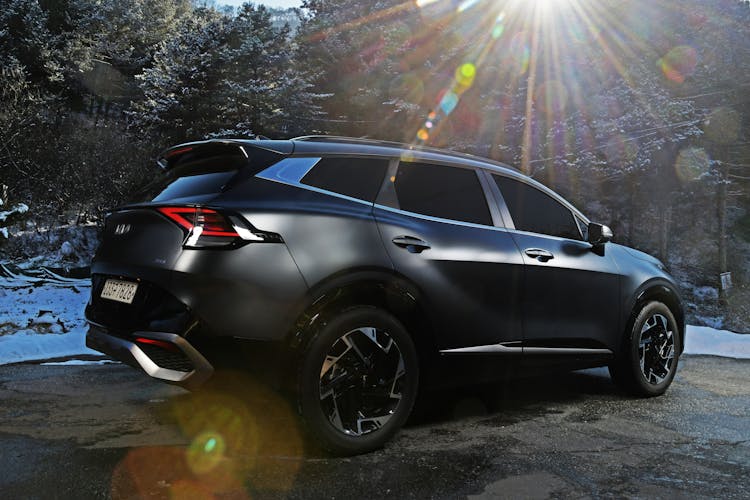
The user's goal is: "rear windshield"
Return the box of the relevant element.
[150,170,238,202]
[132,147,281,203]
[132,161,241,203]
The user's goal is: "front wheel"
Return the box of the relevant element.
[297,306,419,455]
[609,301,680,397]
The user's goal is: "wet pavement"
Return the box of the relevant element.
[0,356,748,499]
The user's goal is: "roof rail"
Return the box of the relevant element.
[292,135,517,171]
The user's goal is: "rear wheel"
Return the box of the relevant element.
[298,306,419,455]
[609,301,680,397]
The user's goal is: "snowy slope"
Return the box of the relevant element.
[0,274,100,364]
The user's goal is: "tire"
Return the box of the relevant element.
[297,306,419,455]
[609,301,681,397]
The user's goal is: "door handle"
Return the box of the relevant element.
[392,236,431,254]
[524,248,554,262]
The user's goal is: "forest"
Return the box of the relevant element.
[1,0,749,330]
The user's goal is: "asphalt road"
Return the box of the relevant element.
[0,356,748,499]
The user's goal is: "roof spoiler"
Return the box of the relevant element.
[156,139,293,171]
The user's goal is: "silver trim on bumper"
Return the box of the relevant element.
[86,324,214,390]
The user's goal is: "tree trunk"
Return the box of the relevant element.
[716,145,728,306]
[659,204,671,264]
[628,178,636,245]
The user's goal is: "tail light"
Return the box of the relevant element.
[156,206,279,248]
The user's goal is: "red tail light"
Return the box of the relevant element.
[156,206,272,248]
[157,207,238,237]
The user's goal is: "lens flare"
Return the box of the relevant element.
[457,0,480,13]
[659,45,697,84]
[439,91,459,115]
[675,147,710,182]
[188,432,226,474]
[493,11,506,39]
[415,61,480,144]
[455,63,477,88]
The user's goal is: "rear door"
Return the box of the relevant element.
[489,173,622,352]
[374,160,524,350]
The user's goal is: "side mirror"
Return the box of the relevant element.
[588,222,613,245]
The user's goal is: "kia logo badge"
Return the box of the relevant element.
[114,223,131,236]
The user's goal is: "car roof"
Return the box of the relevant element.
[190,136,522,177]
[178,136,588,222]
[290,135,524,176]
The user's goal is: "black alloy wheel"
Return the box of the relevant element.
[298,306,419,455]
[609,300,680,397]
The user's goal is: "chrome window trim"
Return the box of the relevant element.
[501,226,594,244]
[255,156,374,207]
[373,203,511,232]
[478,169,514,230]
[440,344,612,356]
[476,168,507,228]
[257,156,322,185]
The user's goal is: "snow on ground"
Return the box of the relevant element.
[40,359,119,366]
[0,271,749,365]
[684,325,750,359]
[0,273,101,365]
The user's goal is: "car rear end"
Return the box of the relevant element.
[85,140,308,389]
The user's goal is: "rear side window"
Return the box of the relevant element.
[392,162,492,226]
[301,157,389,202]
[493,175,581,239]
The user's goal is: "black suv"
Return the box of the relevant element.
[86,136,684,454]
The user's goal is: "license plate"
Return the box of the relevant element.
[101,279,138,304]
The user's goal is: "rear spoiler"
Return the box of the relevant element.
[156,139,294,171]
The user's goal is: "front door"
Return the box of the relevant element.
[490,174,622,352]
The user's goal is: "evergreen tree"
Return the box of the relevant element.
[131,3,323,141]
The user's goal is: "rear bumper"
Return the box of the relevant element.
[86,323,214,390]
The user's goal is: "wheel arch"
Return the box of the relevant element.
[625,279,685,354]
[286,267,439,373]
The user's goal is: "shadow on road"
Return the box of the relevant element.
[106,366,624,497]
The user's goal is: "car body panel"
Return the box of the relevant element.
[507,230,623,350]
[85,136,684,391]
[373,205,525,350]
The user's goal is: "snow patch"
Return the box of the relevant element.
[0,203,29,224]
[684,325,750,359]
[60,240,74,257]
[0,273,96,365]
[0,329,100,365]
[41,359,118,366]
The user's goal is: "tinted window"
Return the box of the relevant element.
[493,175,581,239]
[151,171,237,202]
[301,157,388,202]
[392,162,492,226]
[134,148,281,203]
